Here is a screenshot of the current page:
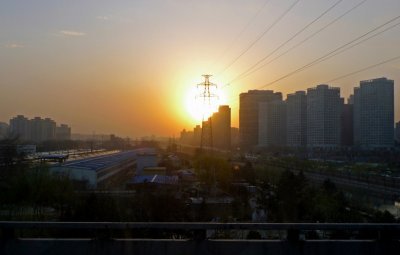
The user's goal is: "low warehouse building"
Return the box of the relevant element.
[52,150,137,189]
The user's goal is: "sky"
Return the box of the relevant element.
[1,0,400,137]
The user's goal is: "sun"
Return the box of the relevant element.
[185,80,226,123]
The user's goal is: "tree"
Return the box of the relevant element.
[193,155,232,192]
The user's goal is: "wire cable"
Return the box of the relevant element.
[256,14,400,89]
[325,55,400,83]
[224,16,400,107]
[229,0,343,84]
[229,0,368,85]
[310,21,400,70]
[217,0,301,76]
[227,54,400,111]
[211,0,271,70]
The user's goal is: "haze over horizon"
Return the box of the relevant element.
[1,0,400,137]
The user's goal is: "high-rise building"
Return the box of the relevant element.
[10,115,30,141]
[180,129,192,145]
[180,124,203,147]
[9,115,70,143]
[353,77,394,149]
[286,91,307,148]
[201,105,231,150]
[210,105,231,150]
[43,118,56,141]
[239,90,282,149]
[341,101,354,147]
[30,117,45,142]
[231,127,240,148]
[395,121,400,143]
[0,122,9,139]
[56,124,71,140]
[258,99,286,147]
[193,125,201,146]
[28,117,57,143]
[307,85,343,148]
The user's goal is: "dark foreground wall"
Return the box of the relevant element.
[1,239,400,255]
[2,222,400,255]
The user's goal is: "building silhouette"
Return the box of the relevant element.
[179,125,202,147]
[353,77,394,149]
[286,91,307,148]
[0,122,9,139]
[30,117,56,143]
[341,97,354,147]
[395,121,400,143]
[258,98,286,147]
[56,124,72,140]
[231,127,239,148]
[10,115,30,140]
[239,90,282,149]
[9,115,71,143]
[306,85,343,148]
[180,106,231,150]
[210,105,231,150]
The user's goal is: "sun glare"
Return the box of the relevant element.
[185,80,226,123]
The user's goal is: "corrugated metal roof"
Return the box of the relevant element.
[55,150,137,171]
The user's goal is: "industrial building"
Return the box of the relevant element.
[136,151,158,175]
[128,149,181,189]
[52,150,138,189]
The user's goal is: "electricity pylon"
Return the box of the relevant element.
[197,75,218,151]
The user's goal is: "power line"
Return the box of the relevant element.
[325,55,400,83]
[310,21,400,69]
[229,0,368,84]
[229,0,343,84]
[217,0,301,76]
[197,75,218,150]
[211,0,271,70]
[256,14,400,89]
[227,54,400,111]
[224,15,400,107]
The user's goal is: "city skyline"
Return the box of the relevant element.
[1,0,400,137]
[180,77,396,150]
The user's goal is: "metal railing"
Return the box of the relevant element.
[2,222,400,255]
[1,222,400,240]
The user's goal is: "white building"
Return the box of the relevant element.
[353,77,394,149]
[10,115,30,140]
